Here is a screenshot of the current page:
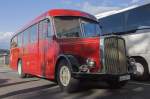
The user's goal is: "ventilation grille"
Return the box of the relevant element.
[104,37,128,74]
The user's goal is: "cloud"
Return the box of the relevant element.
[0,32,13,49]
[130,0,150,5]
[78,2,121,15]
[131,0,141,4]
[140,0,150,4]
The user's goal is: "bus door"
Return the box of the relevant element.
[39,19,53,77]
[22,30,30,73]
[28,24,39,75]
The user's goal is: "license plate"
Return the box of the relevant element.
[119,75,130,81]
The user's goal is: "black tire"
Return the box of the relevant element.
[107,80,128,89]
[17,60,26,78]
[134,58,149,81]
[57,59,80,93]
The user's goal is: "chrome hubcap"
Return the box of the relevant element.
[60,66,71,87]
[135,63,144,75]
[18,62,22,75]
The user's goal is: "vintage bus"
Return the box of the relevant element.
[97,3,150,80]
[10,9,131,92]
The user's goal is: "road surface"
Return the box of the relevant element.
[0,65,150,99]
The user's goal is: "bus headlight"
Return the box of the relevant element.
[86,58,96,68]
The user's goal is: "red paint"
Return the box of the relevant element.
[10,9,101,80]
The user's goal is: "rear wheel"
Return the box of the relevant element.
[17,60,26,78]
[57,59,80,93]
[134,58,149,80]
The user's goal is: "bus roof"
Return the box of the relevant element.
[48,9,97,20]
[13,9,97,38]
[96,3,150,19]
[96,5,139,19]
[96,3,150,35]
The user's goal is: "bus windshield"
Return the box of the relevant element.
[81,18,101,37]
[54,16,101,38]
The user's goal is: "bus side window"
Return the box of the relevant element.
[23,30,29,46]
[47,20,52,37]
[30,24,38,43]
[39,19,51,39]
[18,33,22,47]
[39,21,44,39]
[43,19,52,38]
[11,36,17,48]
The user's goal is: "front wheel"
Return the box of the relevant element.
[17,60,26,78]
[133,58,149,80]
[57,59,80,93]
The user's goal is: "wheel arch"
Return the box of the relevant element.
[17,58,22,69]
[130,56,149,73]
[54,54,80,82]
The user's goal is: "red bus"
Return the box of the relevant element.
[10,9,132,92]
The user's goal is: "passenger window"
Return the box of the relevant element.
[47,20,52,37]
[39,19,51,39]
[30,24,38,43]
[23,30,29,45]
[11,36,17,48]
[18,34,22,47]
[39,21,45,39]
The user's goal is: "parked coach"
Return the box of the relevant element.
[10,9,132,93]
[97,3,150,80]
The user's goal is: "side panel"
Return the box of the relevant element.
[123,32,150,55]
[122,32,150,71]
[56,37,101,72]
[28,42,39,75]
[10,34,23,71]
[38,39,59,79]
[22,44,30,73]
[10,48,19,70]
[45,39,59,79]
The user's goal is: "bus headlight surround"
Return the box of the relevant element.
[86,58,96,68]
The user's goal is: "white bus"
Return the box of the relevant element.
[96,3,150,80]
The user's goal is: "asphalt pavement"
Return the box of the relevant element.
[0,65,150,99]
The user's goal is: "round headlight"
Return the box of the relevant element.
[86,58,95,68]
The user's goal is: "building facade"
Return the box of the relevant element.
[0,49,9,65]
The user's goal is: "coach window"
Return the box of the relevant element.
[39,19,51,39]
[11,36,17,48]
[127,5,150,31]
[18,33,22,47]
[43,19,48,38]
[43,19,52,38]
[39,21,44,39]
[30,24,38,43]
[23,30,29,45]
[47,19,52,37]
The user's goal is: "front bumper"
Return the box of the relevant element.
[72,72,132,81]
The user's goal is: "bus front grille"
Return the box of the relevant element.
[104,37,128,74]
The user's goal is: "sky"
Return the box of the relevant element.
[0,0,149,49]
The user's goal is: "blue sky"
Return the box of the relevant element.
[0,0,148,49]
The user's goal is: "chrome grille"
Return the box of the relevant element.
[104,37,128,74]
